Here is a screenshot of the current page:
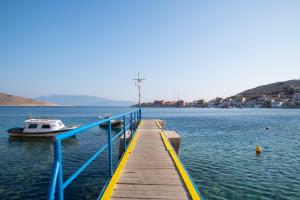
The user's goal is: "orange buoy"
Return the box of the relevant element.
[256,145,262,154]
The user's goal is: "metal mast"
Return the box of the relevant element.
[133,72,145,108]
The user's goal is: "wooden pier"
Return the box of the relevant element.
[101,120,200,200]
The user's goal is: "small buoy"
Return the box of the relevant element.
[256,145,262,154]
[266,126,269,130]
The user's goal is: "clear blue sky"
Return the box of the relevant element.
[1,1,300,102]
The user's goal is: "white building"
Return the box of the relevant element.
[271,100,283,108]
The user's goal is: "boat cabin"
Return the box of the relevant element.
[23,119,66,133]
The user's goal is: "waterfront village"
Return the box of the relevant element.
[140,93,300,108]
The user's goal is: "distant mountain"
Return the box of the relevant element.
[0,93,55,106]
[36,95,134,106]
[237,79,300,97]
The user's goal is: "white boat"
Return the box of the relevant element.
[98,113,123,128]
[7,118,79,138]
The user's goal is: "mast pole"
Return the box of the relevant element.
[133,72,145,108]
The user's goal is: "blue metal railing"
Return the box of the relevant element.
[47,108,142,200]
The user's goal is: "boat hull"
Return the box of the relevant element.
[7,126,78,138]
[99,121,123,129]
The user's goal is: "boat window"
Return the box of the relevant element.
[28,124,38,129]
[42,124,51,129]
[58,122,63,126]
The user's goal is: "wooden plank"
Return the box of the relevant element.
[114,184,187,192]
[111,198,186,200]
[119,172,181,179]
[121,168,180,175]
[117,177,183,185]
[112,189,190,199]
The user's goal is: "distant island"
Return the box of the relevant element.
[0,93,55,106]
[139,79,300,108]
[36,95,134,106]
[0,93,134,106]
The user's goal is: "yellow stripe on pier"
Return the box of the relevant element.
[101,120,200,200]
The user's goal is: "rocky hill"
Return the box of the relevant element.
[237,79,300,97]
[0,93,56,106]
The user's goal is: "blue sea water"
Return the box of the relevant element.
[0,107,299,200]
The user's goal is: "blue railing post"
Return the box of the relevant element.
[133,112,136,131]
[54,139,64,200]
[123,116,126,152]
[135,111,137,130]
[139,108,142,120]
[47,161,59,200]
[130,113,133,138]
[108,120,113,177]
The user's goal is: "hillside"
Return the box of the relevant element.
[36,95,134,106]
[0,93,56,106]
[238,80,300,97]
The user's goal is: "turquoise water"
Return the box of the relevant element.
[0,107,299,200]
